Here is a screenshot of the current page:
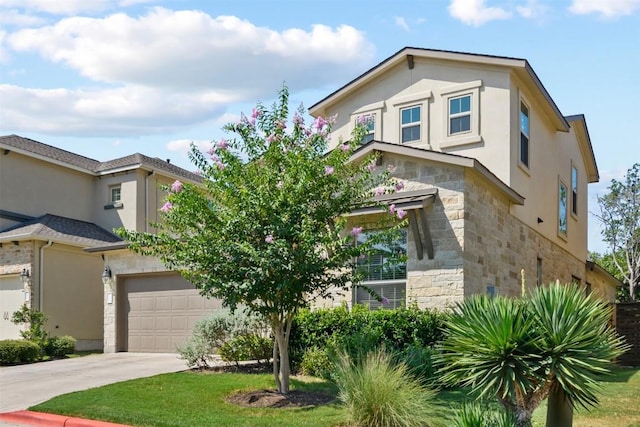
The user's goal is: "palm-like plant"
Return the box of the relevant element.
[438,283,628,427]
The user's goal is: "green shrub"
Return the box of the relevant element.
[290,304,445,375]
[453,401,516,427]
[45,335,76,358]
[300,346,333,379]
[11,305,49,358]
[0,339,40,365]
[334,348,443,427]
[178,310,269,368]
[400,344,437,381]
[218,334,272,367]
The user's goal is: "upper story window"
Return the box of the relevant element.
[360,115,375,144]
[449,95,471,135]
[355,228,407,310]
[520,102,530,168]
[571,165,578,216]
[110,185,121,204]
[558,179,568,238]
[401,106,421,143]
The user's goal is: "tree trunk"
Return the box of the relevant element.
[513,409,533,427]
[546,386,573,427]
[271,318,291,394]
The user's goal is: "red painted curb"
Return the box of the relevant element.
[0,411,131,427]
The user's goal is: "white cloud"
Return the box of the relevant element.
[569,0,640,17]
[394,16,410,32]
[0,84,231,136]
[0,0,155,15]
[516,0,549,19]
[1,9,375,137]
[6,8,373,91]
[166,139,212,156]
[448,0,512,26]
[0,9,47,27]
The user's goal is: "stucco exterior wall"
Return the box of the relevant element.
[41,244,104,350]
[0,153,95,230]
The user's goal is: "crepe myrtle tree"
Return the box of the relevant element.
[118,87,407,394]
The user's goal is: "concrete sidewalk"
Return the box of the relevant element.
[0,352,188,422]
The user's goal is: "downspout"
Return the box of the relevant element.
[145,171,156,232]
[39,240,53,311]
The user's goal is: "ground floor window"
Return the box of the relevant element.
[354,228,407,309]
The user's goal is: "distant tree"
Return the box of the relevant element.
[117,87,405,394]
[595,163,640,302]
[589,250,638,301]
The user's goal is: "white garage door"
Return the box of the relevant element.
[121,273,223,353]
[0,276,26,340]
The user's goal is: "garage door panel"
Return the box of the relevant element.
[124,274,223,353]
[0,276,25,340]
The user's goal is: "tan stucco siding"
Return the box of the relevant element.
[0,153,95,229]
[41,244,103,347]
[585,268,617,303]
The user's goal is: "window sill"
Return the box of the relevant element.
[518,162,531,177]
[439,134,482,149]
[104,202,124,210]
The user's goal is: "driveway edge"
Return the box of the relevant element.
[0,411,132,427]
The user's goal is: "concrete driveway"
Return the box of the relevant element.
[0,353,188,413]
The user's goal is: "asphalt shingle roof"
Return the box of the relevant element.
[0,214,123,248]
[0,134,202,182]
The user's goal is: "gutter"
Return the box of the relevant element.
[145,170,156,232]
[39,240,53,311]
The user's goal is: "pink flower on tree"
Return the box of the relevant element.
[313,116,328,131]
[160,201,173,213]
[251,108,261,120]
[210,153,220,162]
[324,166,335,175]
[381,297,390,305]
[351,226,363,237]
[389,204,396,214]
[265,235,274,244]
[266,134,275,144]
[292,113,304,126]
[395,181,405,191]
[387,164,397,173]
[340,143,350,152]
[397,209,407,220]
[374,187,385,196]
[367,162,376,172]
[217,139,229,150]
[171,180,183,192]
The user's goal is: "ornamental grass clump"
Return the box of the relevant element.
[334,348,443,427]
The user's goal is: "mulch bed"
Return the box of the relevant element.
[194,361,337,408]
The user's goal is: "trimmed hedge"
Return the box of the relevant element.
[290,304,445,373]
[0,339,40,365]
[46,335,76,358]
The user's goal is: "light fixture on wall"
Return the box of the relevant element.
[20,268,31,302]
[101,266,113,286]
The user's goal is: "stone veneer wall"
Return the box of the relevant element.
[0,241,33,276]
[463,169,586,298]
[102,250,170,353]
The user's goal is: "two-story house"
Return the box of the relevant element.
[0,136,221,352]
[310,47,619,310]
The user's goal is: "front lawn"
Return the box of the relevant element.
[30,367,640,427]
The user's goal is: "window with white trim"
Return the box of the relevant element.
[571,165,578,216]
[558,179,568,237]
[401,106,421,143]
[355,228,407,310]
[110,185,121,204]
[449,95,471,135]
[520,102,530,168]
[360,115,375,144]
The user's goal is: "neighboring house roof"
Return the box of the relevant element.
[0,214,123,248]
[0,134,202,183]
[352,141,525,205]
[309,46,569,133]
[586,260,624,288]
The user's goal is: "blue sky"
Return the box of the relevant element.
[1,0,639,253]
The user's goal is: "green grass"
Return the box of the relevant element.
[31,372,347,427]
[30,367,639,427]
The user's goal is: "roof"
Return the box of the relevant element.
[348,188,438,216]
[351,141,525,205]
[0,214,123,248]
[565,115,599,183]
[309,46,569,132]
[586,260,624,288]
[0,134,202,182]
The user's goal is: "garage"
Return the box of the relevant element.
[118,273,223,353]
[0,275,26,340]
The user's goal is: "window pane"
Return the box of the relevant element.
[402,106,420,124]
[356,229,407,282]
[356,282,406,310]
[111,187,121,203]
[520,103,529,135]
[450,115,470,134]
[520,134,529,166]
[460,95,471,112]
[559,182,568,235]
[449,98,460,115]
[401,108,411,124]
[402,125,420,143]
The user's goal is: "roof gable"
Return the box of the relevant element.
[309,47,569,132]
